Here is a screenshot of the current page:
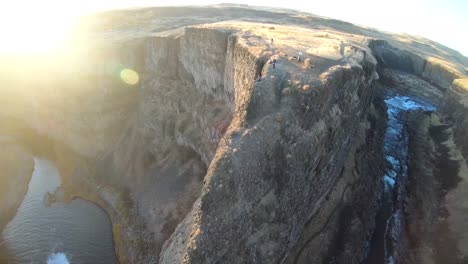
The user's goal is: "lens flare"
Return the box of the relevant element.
[119,68,139,85]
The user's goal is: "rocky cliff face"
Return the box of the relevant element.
[369,39,466,90]
[440,79,468,162]
[159,32,382,263]
[1,5,468,264]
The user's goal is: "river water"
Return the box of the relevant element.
[0,158,117,264]
[365,95,435,264]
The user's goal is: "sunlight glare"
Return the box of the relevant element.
[0,1,79,55]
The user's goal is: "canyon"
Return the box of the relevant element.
[0,4,467,264]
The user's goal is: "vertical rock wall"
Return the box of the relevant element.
[160,41,383,263]
[440,79,468,163]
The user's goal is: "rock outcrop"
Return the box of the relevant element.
[440,78,468,162]
[402,111,468,264]
[158,30,382,263]
[369,39,466,90]
[1,5,467,264]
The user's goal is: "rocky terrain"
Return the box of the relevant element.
[0,138,34,230]
[0,4,467,264]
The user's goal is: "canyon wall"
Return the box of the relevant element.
[368,37,468,263]
[369,40,466,90]
[1,6,467,263]
[440,79,468,163]
[159,28,384,263]
[1,24,385,263]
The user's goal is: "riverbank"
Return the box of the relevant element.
[404,112,468,263]
[51,140,161,263]
[0,126,140,263]
[51,143,129,264]
[1,157,117,264]
[0,140,34,231]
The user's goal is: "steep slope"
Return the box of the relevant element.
[0,5,467,264]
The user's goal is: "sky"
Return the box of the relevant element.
[0,0,467,56]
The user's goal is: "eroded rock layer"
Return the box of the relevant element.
[1,5,468,264]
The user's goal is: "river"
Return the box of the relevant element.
[364,95,436,264]
[0,158,117,264]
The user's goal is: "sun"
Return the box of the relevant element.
[0,1,79,56]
